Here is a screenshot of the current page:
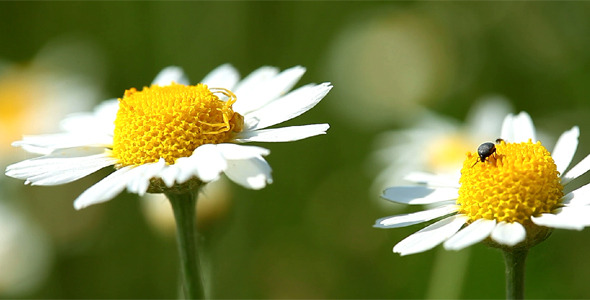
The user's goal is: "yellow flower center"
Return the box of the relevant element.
[457,140,563,224]
[112,83,244,166]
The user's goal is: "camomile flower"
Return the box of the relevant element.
[369,98,512,298]
[6,64,332,210]
[375,111,590,256]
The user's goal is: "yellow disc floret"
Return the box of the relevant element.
[112,83,244,166]
[457,140,563,224]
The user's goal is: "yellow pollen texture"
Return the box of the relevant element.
[457,140,563,224]
[112,83,244,166]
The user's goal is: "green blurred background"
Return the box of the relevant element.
[2,1,590,299]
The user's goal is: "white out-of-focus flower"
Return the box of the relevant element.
[0,201,52,295]
[142,177,232,235]
[325,9,457,128]
[0,41,101,162]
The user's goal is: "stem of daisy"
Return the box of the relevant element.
[502,248,528,300]
[167,191,205,299]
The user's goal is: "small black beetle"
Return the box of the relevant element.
[472,139,504,167]
[477,142,496,162]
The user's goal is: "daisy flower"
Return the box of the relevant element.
[369,98,512,298]
[375,111,590,256]
[6,64,331,210]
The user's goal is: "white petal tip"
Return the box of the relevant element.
[248,178,273,190]
[490,222,526,246]
[152,66,188,86]
[393,248,416,256]
[288,65,306,75]
[73,201,85,210]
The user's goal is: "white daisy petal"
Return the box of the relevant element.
[444,219,497,251]
[235,124,329,143]
[6,149,116,186]
[21,158,113,186]
[126,159,166,196]
[374,204,459,228]
[234,66,306,115]
[200,63,240,90]
[26,146,107,160]
[234,65,276,85]
[73,166,135,210]
[159,164,181,188]
[179,144,227,183]
[393,215,468,256]
[60,99,119,134]
[194,158,226,182]
[562,153,590,186]
[514,111,537,142]
[232,66,278,108]
[382,186,459,205]
[490,222,526,246]
[224,156,273,190]
[552,126,579,175]
[532,207,590,230]
[243,82,332,131]
[216,143,270,160]
[500,114,515,142]
[501,112,536,143]
[403,171,461,188]
[562,182,590,206]
[151,66,189,86]
[92,98,120,121]
[171,157,201,184]
[13,134,113,155]
[465,96,513,138]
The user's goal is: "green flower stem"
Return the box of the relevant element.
[166,191,205,299]
[502,248,528,300]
